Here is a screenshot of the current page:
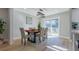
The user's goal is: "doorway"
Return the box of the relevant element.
[44,18,70,51]
[44,18,59,38]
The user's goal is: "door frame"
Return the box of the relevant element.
[44,16,60,36]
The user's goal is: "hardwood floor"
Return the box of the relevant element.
[0,36,73,51]
[46,36,73,51]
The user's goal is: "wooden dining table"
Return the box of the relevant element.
[25,29,40,43]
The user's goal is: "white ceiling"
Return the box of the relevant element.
[14,8,70,17]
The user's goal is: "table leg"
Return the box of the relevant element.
[28,32,30,41]
[34,33,36,43]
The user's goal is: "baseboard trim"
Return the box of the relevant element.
[13,37,21,40]
[60,36,72,42]
[60,36,70,39]
[9,37,21,45]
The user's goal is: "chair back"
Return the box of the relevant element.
[20,28,26,38]
[40,28,45,36]
[41,28,48,35]
[45,28,48,34]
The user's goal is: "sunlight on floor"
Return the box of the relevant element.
[52,45,68,51]
[46,46,61,51]
[46,45,68,51]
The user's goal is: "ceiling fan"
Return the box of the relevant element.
[36,8,46,18]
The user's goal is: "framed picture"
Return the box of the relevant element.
[26,16,32,24]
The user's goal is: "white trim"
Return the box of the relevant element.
[13,37,21,40]
[60,36,72,42]
[44,16,60,36]
[60,36,70,39]
[72,33,75,51]
[57,16,60,36]
[9,37,21,45]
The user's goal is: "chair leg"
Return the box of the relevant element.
[21,38,26,46]
[39,37,41,43]
[24,39,26,46]
[21,38,23,45]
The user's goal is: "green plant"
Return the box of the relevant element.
[0,18,6,34]
[38,21,42,29]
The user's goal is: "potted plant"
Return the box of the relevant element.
[0,18,6,40]
[38,21,42,30]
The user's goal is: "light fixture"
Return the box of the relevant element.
[36,9,45,18]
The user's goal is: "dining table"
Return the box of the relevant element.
[25,29,40,43]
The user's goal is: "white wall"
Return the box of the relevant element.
[72,9,79,22]
[41,11,71,39]
[10,9,39,41]
[9,9,14,44]
[71,9,79,30]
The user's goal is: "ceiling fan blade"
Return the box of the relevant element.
[42,8,47,11]
[39,9,44,11]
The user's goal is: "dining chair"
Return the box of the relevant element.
[35,28,47,50]
[39,28,48,41]
[20,28,29,45]
[44,28,48,39]
[29,32,34,42]
[41,28,45,41]
[36,28,45,42]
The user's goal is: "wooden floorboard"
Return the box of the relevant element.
[0,36,73,51]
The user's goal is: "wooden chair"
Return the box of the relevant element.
[35,28,47,50]
[36,29,43,43]
[44,28,48,40]
[20,28,29,45]
[36,28,48,42]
